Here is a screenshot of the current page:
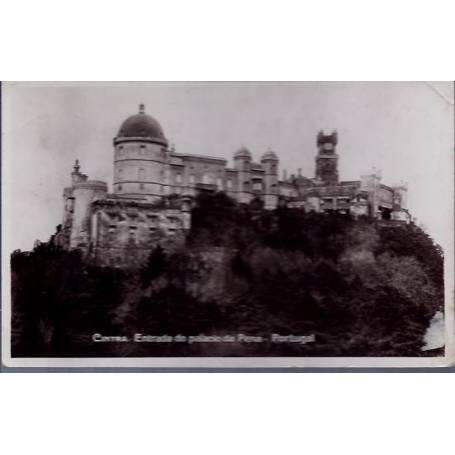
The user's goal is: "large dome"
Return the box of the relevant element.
[116,104,167,144]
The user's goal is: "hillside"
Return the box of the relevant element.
[10,192,444,357]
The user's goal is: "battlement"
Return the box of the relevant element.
[73,180,108,190]
[317,130,338,147]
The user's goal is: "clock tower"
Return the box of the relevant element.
[315,130,339,185]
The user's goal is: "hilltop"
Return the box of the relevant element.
[11,192,444,357]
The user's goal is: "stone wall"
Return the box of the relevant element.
[89,198,190,268]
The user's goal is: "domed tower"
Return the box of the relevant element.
[234,146,252,203]
[315,130,339,185]
[260,150,279,209]
[113,104,169,200]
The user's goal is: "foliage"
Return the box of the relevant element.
[11,193,444,357]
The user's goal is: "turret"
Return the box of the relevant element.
[260,150,279,209]
[315,130,339,185]
[360,169,382,218]
[391,183,410,222]
[70,179,108,249]
[233,146,252,203]
[71,159,88,184]
[62,161,107,250]
[392,183,408,210]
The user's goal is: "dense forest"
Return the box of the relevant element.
[11,192,444,357]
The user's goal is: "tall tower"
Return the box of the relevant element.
[261,150,279,209]
[113,104,169,201]
[315,130,339,185]
[234,147,252,203]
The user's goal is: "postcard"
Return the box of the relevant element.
[2,81,453,369]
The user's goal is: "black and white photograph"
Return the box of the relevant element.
[2,3,455,455]
[1,81,453,367]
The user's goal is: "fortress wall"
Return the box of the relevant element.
[90,203,189,268]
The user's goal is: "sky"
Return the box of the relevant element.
[2,81,454,253]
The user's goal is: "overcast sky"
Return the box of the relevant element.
[2,82,453,253]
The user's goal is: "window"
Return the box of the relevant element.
[138,168,145,180]
[118,184,122,191]
[140,145,146,155]
[129,226,137,243]
[139,183,145,190]
[66,197,75,213]
[108,225,116,242]
[176,173,182,184]
[189,174,195,184]
[227,179,232,189]
[118,168,123,179]
[253,181,262,191]
[217,178,223,189]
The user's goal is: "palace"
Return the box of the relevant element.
[52,104,410,267]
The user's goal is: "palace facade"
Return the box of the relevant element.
[52,104,410,267]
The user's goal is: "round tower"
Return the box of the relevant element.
[113,104,169,201]
[234,146,252,203]
[260,150,279,209]
[70,179,107,249]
